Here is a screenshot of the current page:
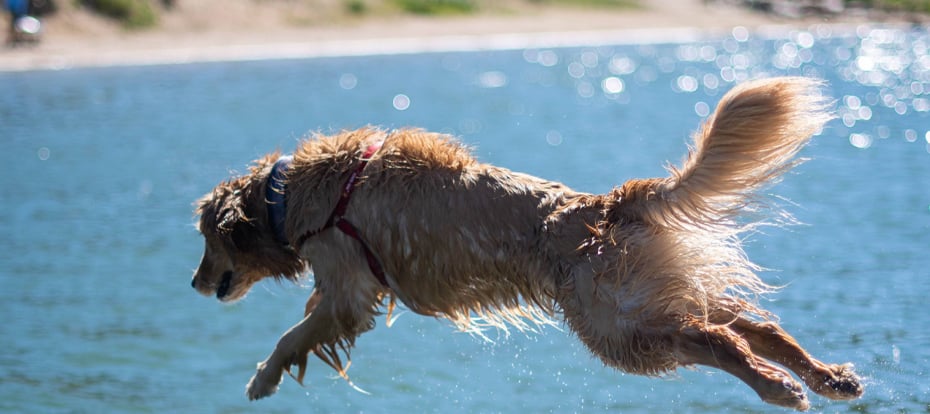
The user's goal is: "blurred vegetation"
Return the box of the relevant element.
[345,0,368,14]
[390,0,476,15]
[77,0,157,28]
[528,0,638,8]
[70,0,930,30]
[851,0,930,12]
[356,0,636,16]
[742,0,930,14]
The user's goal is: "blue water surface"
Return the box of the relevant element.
[2,24,929,413]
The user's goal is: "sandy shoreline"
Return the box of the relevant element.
[0,0,916,72]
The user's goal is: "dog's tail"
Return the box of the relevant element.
[640,77,833,227]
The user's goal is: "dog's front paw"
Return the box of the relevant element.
[246,360,284,401]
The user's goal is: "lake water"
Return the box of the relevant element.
[2,24,929,413]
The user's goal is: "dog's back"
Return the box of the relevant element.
[328,130,587,331]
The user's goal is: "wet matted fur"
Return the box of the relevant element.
[191,77,863,410]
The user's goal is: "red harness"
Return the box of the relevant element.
[295,140,389,287]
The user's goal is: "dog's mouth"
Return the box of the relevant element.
[216,271,234,300]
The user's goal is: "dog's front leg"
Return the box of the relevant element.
[246,289,334,400]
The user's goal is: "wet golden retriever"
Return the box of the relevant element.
[191,77,863,410]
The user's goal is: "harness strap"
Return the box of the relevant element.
[334,218,388,287]
[294,139,389,287]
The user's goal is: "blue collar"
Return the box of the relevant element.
[266,155,292,245]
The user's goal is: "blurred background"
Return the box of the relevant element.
[3,0,930,69]
[2,1,929,413]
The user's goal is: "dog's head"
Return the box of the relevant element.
[192,155,306,302]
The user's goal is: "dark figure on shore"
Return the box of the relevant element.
[5,0,54,46]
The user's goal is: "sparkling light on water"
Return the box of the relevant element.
[601,77,624,94]
[545,130,563,146]
[849,133,873,149]
[478,71,508,88]
[393,93,410,111]
[694,101,710,117]
[507,25,928,157]
[339,73,358,90]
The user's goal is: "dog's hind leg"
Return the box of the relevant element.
[676,319,811,411]
[557,270,806,410]
[728,317,864,401]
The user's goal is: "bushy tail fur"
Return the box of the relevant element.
[654,77,833,227]
[596,77,834,328]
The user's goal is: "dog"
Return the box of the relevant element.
[191,77,863,410]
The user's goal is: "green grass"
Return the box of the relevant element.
[390,0,477,15]
[78,0,157,29]
[850,0,930,13]
[528,0,639,8]
[345,0,369,15]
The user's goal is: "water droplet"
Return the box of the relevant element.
[37,147,50,160]
[894,101,908,115]
[700,45,717,62]
[580,51,598,68]
[877,125,890,139]
[732,26,749,42]
[842,113,857,127]
[478,71,507,88]
[857,106,872,120]
[913,98,930,112]
[796,31,815,48]
[567,62,585,79]
[676,75,698,93]
[844,95,862,110]
[849,133,872,149]
[601,77,624,94]
[138,180,153,200]
[856,56,876,71]
[694,101,710,117]
[577,81,595,98]
[392,94,410,111]
[546,130,562,146]
[537,50,559,67]
[339,73,357,90]
[608,55,635,75]
[702,73,719,90]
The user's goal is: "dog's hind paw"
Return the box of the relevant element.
[246,360,284,401]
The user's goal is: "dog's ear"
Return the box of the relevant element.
[217,190,245,235]
[214,184,265,251]
[197,177,251,239]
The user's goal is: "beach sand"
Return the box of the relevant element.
[0,0,909,71]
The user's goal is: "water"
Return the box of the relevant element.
[2,24,929,413]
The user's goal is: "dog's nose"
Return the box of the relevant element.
[191,276,197,289]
